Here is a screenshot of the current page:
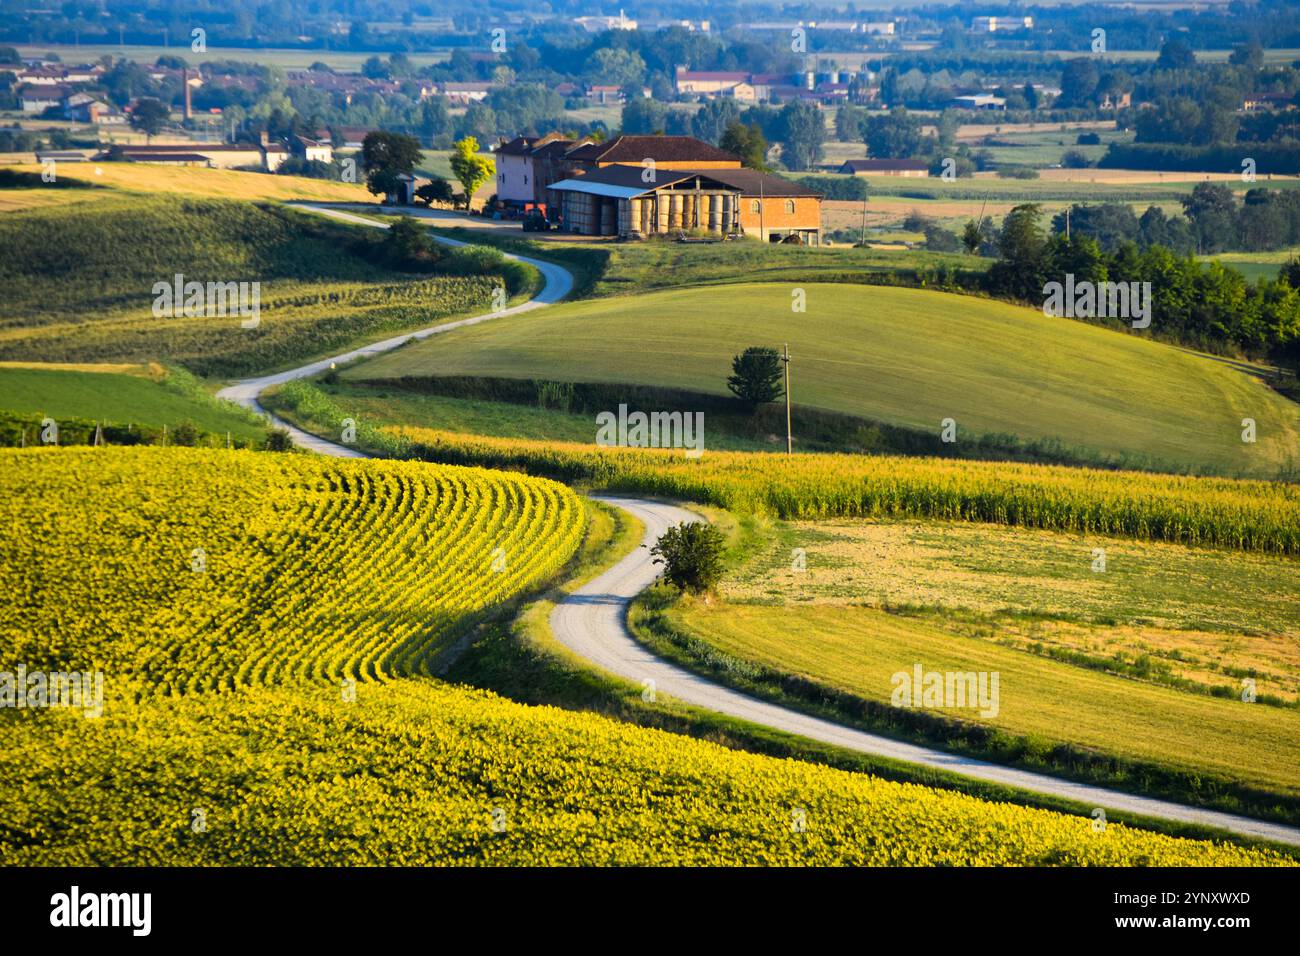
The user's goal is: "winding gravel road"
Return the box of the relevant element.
[216,204,571,444]
[220,206,1300,848]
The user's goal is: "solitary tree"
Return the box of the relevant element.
[449,136,494,210]
[727,346,784,410]
[961,219,983,254]
[360,130,423,202]
[650,522,726,595]
[129,97,169,142]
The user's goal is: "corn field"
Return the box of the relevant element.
[391,427,1300,555]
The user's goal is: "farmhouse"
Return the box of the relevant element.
[19,85,71,113]
[440,82,494,105]
[495,132,592,207]
[675,69,751,97]
[564,134,743,172]
[291,135,334,164]
[839,158,930,177]
[950,93,1006,110]
[548,164,823,244]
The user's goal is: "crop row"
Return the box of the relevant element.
[0,447,586,692]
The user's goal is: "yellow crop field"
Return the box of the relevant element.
[3,677,1293,866]
[0,447,586,689]
[12,162,375,203]
[1,445,1290,865]
[384,427,1300,555]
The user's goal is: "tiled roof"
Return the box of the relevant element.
[566,135,740,165]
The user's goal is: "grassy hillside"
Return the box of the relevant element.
[14,161,375,203]
[1,445,1289,866]
[348,282,1300,476]
[0,195,504,376]
[0,363,266,442]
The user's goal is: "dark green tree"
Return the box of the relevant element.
[650,522,726,595]
[719,121,769,170]
[864,108,925,159]
[777,101,825,171]
[727,346,784,409]
[415,178,454,205]
[361,130,423,201]
[128,98,170,142]
[383,216,435,266]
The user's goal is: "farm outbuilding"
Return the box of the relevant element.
[548,164,823,244]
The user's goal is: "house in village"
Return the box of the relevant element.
[292,135,334,164]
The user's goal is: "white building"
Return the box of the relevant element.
[971,16,1034,32]
[574,10,637,32]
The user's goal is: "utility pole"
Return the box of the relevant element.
[1065,206,1071,240]
[759,178,766,242]
[859,189,867,246]
[781,343,792,455]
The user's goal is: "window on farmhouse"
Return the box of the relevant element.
[751,200,761,213]
[785,200,795,214]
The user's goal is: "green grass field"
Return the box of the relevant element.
[975,128,1133,169]
[348,282,1300,477]
[0,364,266,441]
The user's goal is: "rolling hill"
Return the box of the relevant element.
[347,282,1300,476]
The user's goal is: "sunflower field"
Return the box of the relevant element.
[1,445,1292,866]
[0,446,586,691]
[1,680,1293,866]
